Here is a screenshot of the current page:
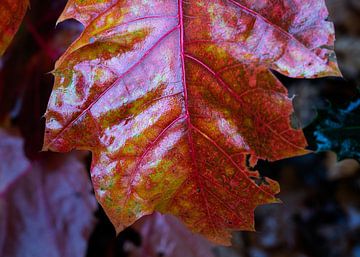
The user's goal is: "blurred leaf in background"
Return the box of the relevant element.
[305,96,360,162]
[0,129,97,257]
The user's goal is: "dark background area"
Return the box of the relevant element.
[0,0,359,257]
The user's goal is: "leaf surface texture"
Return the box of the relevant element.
[44,0,340,244]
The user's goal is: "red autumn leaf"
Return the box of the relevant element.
[129,212,215,257]
[43,0,341,244]
[0,129,97,257]
[0,0,28,56]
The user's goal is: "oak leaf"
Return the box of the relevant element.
[0,0,28,56]
[44,0,341,244]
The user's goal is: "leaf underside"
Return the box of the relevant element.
[0,0,28,56]
[44,0,340,244]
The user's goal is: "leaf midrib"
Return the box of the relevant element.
[46,0,282,221]
[46,0,317,150]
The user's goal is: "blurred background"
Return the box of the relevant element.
[0,0,359,257]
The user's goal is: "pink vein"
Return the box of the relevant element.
[226,0,325,63]
[202,184,245,222]
[45,25,179,150]
[191,125,276,199]
[199,172,246,199]
[185,53,265,102]
[178,0,219,237]
[123,115,185,204]
[90,15,179,40]
[60,0,178,59]
[185,53,305,150]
